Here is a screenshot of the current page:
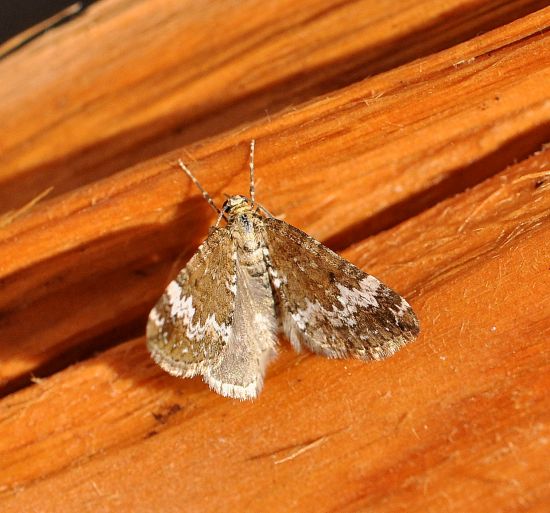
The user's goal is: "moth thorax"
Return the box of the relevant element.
[223,195,255,217]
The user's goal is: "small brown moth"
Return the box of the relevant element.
[147,141,419,400]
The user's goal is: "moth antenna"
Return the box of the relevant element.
[249,139,256,204]
[177,159,222,216]
[214,209,226,228]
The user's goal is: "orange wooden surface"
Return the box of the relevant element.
[0,1,549,512]
[0,0,547,211]
[1,149,548,512]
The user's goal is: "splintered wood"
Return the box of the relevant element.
[0,1,548,512]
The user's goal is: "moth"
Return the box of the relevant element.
[147,141,419,400]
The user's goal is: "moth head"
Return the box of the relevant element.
[222,195,254,217]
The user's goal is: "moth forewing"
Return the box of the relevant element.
[146,228,235,379]
[262,217,419,361]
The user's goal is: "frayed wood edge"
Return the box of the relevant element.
[0,186,54,228]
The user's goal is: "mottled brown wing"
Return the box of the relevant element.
[146,227,236,379]
[263,218,419,360]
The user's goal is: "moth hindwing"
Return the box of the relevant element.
[147,142,419,400]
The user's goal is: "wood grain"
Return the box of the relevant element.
[1,2,549,511]
[0,147,548,512]
[0,0,547,211]
[1,8,549,390]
